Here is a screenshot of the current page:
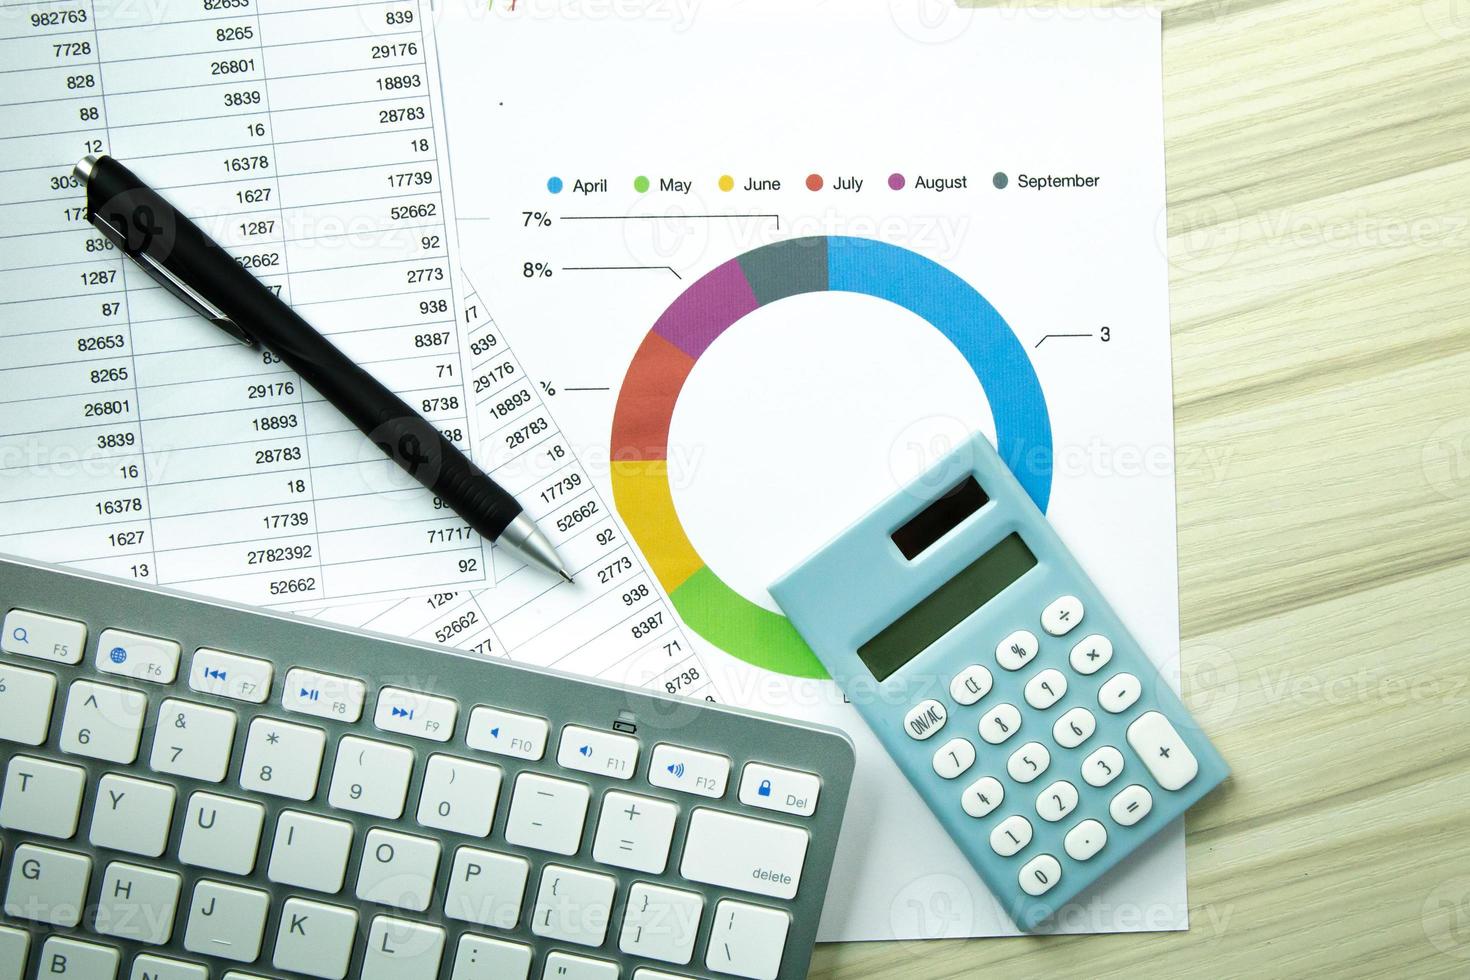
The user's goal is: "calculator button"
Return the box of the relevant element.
[1127,711,1200,790]
[2,609,86,664]
[283,668,366,722]
[592,791,678,873]
[705,899,790,980]
[375,687,458,742]
[191,648,273,703]
[268,811,354,893]
[904,699,948,740]
[1024,668,1068,709]
[445,847,530,930]
[1041,596,1084,636]
[1006,742,1050,783]
[452,934,532,980]
[619,881,704,965]
[151,698,238,783]
[531,864,616,946]
[417,754,502,838]
[1098,673,1142,714]
[559,725,640,780]
[978,703,1022,745]
[1,755,86,838]
[949,664,993,705]
[932,738,976,779]
[95,628,180,684]
[504,772,590,856]
[740,762,821,816]
[1036,780,1079,822]
[989,815,1033,856]
[1064,819,1108,861]
[1019,854,1062,896]
[1069,634,1113,675]
[961,776,1005,818]
[680,808,809,901]
[1110,784,1154,826]
[0,663,56,746]
[356,828,441,912]
[60,680,147,764]
[1082,746,1126,787]
[329,736,415,818]
[1053,707,1097,749]
[239,717,326,801]
[650,743,730,799]
[466,705,549,761]
[995,630,1039,671]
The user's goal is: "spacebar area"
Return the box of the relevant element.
[679,808,810,901]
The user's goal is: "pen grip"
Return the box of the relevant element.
[85,155,522,541]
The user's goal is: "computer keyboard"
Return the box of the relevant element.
[0,555,855,980]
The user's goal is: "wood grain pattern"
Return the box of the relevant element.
[811,1,1470,975]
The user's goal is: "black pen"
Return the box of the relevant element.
[75,154,572,583]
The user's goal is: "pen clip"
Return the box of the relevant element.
[87,210,258,349]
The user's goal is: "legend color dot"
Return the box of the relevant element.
[634,175,650,192]
[888,173,906,190]
[718,174,734,192]
[547,176,564,194]
[806,173,823,191]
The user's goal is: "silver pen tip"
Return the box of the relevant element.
[74,154,100,183]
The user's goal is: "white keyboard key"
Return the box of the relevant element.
[4,843,91,926]
[179,792,264,876]
[1082,745,1126,787]
[543,952,619,980]
[40,936,117,978]
[978,702,1022,745]
[0,926,27,978]
[932,738,976,779]
[451,934,531,980]
[1,755,86,838]
[273,898,357,980]
[356,828,440,912]
[362,915,445,980]
[1099,672,1142,714]
[190,648,272,704]
[558,725,640,780]
[130,955,207,980]
[150,698,237,783]
[1069,634,1113,675]
[239,717,325,800]
[649,743,730,799]
[375,686,458,742]
[417,754,501,837]
[903,699,947,740]
[329,735,415,818]
[1041,595,1084,636]
[3,608,86,664]
[738,762,821,817]
[961,776,1005,818]
[466,705,548,761]
[283,668,365,722]
[90,775,176,858]
[268,811,354,894]
[504,772,589,855]
[1006,742,1051,783]
[531,864,616,946]
[1110,784,1154,826]
[1019,853,1062,896]
[592,791,678,873]
[0,663,56,745]
[94,861,181,945]
[445,846,530,929]
[706,899,790,980]
[60,680,147,764]
[183,879,270,963]
[680,808,809,901]
[1053,707,1097,749]
[1024,668,1068,709]
[620,882,704,965]
[1064,819,1108,861]
[1036,780,1080,822]
[995,629,1039,671]
[96,628,180,684]
[949,663,993,705]
[1127,710,1200,790]
[989,815,1033,857]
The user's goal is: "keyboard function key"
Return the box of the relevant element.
[1024,668,1067,709]
[680,808,809,901]
[961,776,1005,818]
[978,702,1022,745]
[1099,673,1142,714]
[531,864,617,947]
[445,847,529,930]
[3,609,86,664]
[375,686,458,742]
[1041,595,1084,636]
[1069,634,1113,675]
[995,630,1039,671]
[0,755,86,838]
[466,705,549,761]
[96,628,180,683]
[0,663,56,745]
[1019,853,1062,896]
[649,743,730,798]
[90,774,176,858]
[950,663,993,705]
[1064,819,1108,861]
[283,667,366,722]
[904,699,948,740]
[620,882,703,965]
[268,811,354,894]
[932,738,976,780]
[60,679,148,763]
[417,754,502,838]
[191,648,273,704]
[989,815,1033,857]
[1082,745,1126,787]
[558,725,639,780]
[1127,710,1200,790]
[1053,707,1097,749]
[738,762,821,816]
[4,843,91,927]
[1006,742,1050,784]
[1036,780,1079,822]
[705,899,790,980]
[1110,784,1154,826]
[151,698,237,783]
[504,772,590,856]
[328,735,416,819]
[239,717,326,801]
[591,791,678,873]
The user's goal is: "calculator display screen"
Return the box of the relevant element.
[857,533,1037,681]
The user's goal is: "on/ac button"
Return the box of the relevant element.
[738,762,821,817]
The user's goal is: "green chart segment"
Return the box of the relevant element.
[610,236,1052,680]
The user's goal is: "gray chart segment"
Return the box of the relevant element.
[737,236,829,305]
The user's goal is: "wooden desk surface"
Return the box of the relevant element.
[812,0,1470,976]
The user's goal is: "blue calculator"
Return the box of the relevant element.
[770,432,1228,930]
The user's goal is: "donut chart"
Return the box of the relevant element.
[610,236,1052,679]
